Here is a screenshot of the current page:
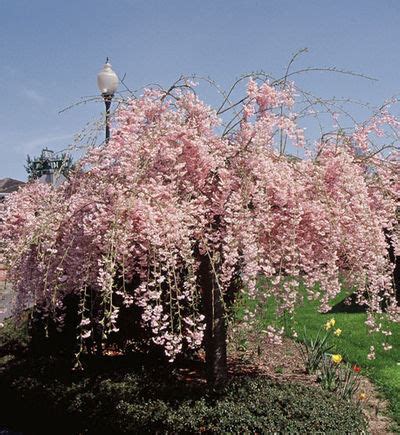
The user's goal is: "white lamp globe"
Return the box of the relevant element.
[97,59,119,96]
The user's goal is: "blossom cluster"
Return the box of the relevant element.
[1,80,399,359]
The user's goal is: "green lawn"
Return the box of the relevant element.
[250,281,400,429]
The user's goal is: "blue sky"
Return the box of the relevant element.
[1,0,399,180]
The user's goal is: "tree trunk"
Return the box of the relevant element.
[385,229,400,303]
[199,253,228,388]
[387,235,400,303]
[394,255,400,302]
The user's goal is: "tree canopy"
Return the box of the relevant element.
[1,78,399,384]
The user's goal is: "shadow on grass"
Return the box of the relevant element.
[330,293,367,314]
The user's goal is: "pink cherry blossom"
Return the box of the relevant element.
[1,80,399,363]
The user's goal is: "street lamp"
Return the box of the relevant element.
[97,58,119,142]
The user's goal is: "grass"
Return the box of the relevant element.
[292,297,400,429]
[249,279,400,430]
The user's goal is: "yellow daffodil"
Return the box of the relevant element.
[333,328,342,337]
[325,318,336,330]
[331,354,343,364]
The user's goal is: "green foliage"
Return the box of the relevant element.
[0,311,29,358]
[319,355,339,391]
[337,363,362,401]
[298,324,336,374]
[0,356,367,434]
[319,356,361,400]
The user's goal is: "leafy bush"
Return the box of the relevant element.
[0,311,29,358]
[0,356,367,434]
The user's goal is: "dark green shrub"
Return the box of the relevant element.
[0,355,367,434]
[0,312,29,358]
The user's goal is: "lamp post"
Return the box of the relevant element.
[97,58,119,142]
